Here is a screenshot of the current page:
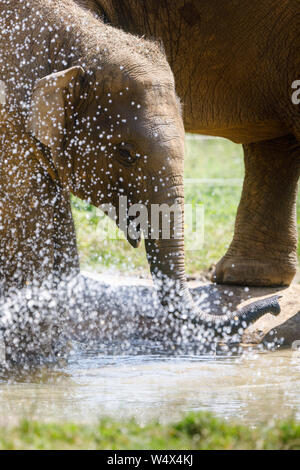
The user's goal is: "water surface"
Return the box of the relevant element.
[0,348,299,427]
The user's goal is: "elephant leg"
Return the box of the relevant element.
[213,134,299,287]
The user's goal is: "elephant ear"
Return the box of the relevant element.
[27,66,84,184]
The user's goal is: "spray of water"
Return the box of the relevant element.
[0,1,281,372]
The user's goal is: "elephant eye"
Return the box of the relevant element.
[117,144,138,166]
[96,5,110,24]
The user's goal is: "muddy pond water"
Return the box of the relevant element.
[0,273,299,427]
[0,348,300,427]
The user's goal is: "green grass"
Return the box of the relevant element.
[1,412,300,450]
[72,135,300,277]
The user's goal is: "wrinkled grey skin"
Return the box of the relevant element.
[77,0,300,289]
[0,0,279,334]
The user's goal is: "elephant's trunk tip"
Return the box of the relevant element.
[174,293,281,333]
[239,294,281,320]
[221,294,282,334]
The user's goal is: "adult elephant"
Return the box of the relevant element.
[0,0,279,333]
[78,0,300,287]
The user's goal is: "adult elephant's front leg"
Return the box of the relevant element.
[214,134,299,287]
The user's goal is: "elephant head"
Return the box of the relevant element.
[26,34,280,332]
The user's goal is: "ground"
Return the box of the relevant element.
[72,135,300,279]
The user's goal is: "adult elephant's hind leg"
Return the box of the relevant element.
[214,134,299,287]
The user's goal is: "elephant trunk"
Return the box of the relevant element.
[145,191,280,333]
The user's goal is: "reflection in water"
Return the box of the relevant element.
[0,348,299,427]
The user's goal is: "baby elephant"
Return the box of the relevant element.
[0,0,279,331]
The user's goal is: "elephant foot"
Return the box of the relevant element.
[213,255,297,287]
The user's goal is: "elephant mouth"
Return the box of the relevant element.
[116,213,142,249]
[127,234,142,248]
[126,216,142,248]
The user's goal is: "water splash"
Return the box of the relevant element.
[0,273,282,372]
